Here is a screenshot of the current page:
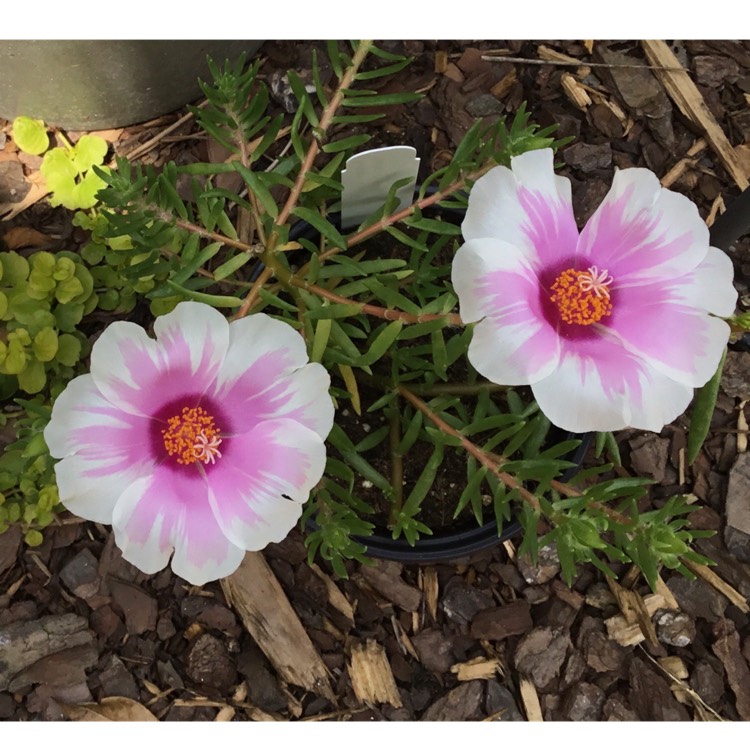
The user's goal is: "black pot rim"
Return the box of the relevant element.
[351,431,593,563]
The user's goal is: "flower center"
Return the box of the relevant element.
[549,265,613,326]
[162,405,223,466]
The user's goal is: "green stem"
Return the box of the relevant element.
[388,401,404,525]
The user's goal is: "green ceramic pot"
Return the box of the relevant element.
[0,40,262,130]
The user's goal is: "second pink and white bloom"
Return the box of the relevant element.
[44,302,333,585]
[452,148,736,433]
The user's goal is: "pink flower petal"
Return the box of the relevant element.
[212,313,333,439]
[44,374,154,523]
[462,149,579,271]
[671,246,737,317]
[90,301,229,417]
[452,238,560,384]
[205,419,326,551]
[112,466,244,585]
[578,168,709,285]
[532,333,694,433]
[606,282,731,387]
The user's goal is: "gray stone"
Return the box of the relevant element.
[629,434,670,483]
[184,633,237,693]
[560,649,587,691]
[722,351,750,399]
[60,548,101,600]
[561,682,606,721]
[563,142,612,173]
[99,655,140,700]
[655,609,696,647]
[514,626,570,691]
[667,576,728,622]
[690,660,725,706]
[603,695,638,721]
[466,94,504,117]
[517,544,560,585]
[412,629,456,673]
[441,580,494,626]
[724,453,750,562]
[421,681,484,721]
[485,681,524,721]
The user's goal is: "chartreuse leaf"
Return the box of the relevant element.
[74,169,108,209]
[40,148,77,195]
[17,359,46,393]
[72,134,108,173]
[32,327,58,362]
[56,334,82,367]
[13,116,49,155]
[687,348,726,465]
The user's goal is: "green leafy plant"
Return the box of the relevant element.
[11,117,109,211]
[0,399,60,545]
[0,250,92,397]
[2,43,727,592]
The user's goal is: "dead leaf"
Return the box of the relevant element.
[61,696,158,722]
[2,226,54,250]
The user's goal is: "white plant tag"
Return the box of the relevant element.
[340,146,420,230]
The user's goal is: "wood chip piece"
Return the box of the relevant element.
[222,552,334,701]
[451,657,500,681]
[0,613,94,691]
[348,640,402,708]
[606,578,660,647]
[604,593,666,646]
[519,676,543,721]
[420,567,439,622]
[659,656,689,680]
[642,40,749,190]
[561,72,592,111]
[310,563,355,626]
[359,559,422,612]
[470,601,533,640]
[712,620,750,720]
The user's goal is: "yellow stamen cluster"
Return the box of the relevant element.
[162,406,222,465]
[550,267,613,326]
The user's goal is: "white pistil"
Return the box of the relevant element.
[193,431,223,464]
[578,265,613,299]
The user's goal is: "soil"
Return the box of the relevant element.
[2,40,750,722]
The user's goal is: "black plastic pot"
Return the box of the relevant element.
[287,203,595,562]
[354,431,593,563]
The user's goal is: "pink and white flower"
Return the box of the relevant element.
[452,148,736,433]
[44,301,333,585]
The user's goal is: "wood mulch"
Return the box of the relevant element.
[1,40,750,722]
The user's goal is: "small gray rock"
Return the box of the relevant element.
[667,576,728,622]
[517,544,560,585]
[441,580,494,626]
[485,681,524,721]
[514,626,570,691]
[561,682,606,721]
[412,629,457,673]
[725,454,750,562]
[466,94,504,117]
[655,609,696,647]
[421,681,484,721]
